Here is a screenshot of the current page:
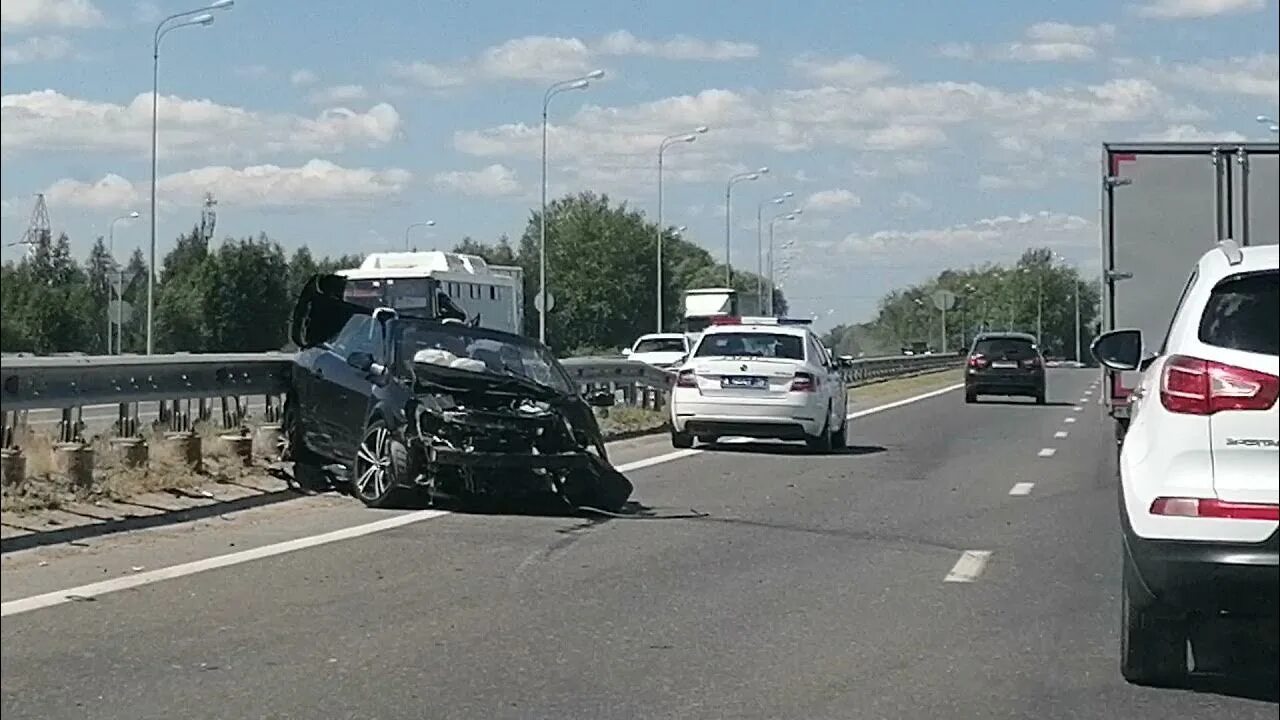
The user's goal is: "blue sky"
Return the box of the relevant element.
[2,0,1277,327]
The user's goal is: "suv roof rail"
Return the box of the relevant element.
[1217,238,1244,266]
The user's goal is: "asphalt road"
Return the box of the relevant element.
[2,370,1276,719]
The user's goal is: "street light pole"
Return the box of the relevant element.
[656,126,707,332]
[404,220,436,250]
[539,70,604,345]
[724,167,767,287]
[107,211,139,354]
[766,209,800,315]
[756,192,791,314]
[148,0,233,355]
[1074,278,1082,362]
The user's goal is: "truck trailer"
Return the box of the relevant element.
[1100,141,1279,438]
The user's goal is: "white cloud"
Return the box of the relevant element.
[940,22,1115,63]
[233,64,270,80]
[1,90,403,159]
[894,192,931,211]
[596,30,758,61]
[307,84,370,106]
[861,125,948,151]
[1,35,72,65]
[838,211,1095,261]
[432,164,521,197]
[1140,124,1249,141]
[804,189,862,212]
[289,69,318,86]
[791,54,896,86]
[390,31,764,89]
[0,0,103,31]
[39,159,412,210]
[1160,53,1280,100]
[1132,0,1265,19]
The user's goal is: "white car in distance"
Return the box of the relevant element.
[622,333,689,369]
[669,316,850,451]
[1091,239,1278,688]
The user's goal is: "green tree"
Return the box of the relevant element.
[203,236,292,351]
[85,236,114,353]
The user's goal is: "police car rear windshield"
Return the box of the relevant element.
[694,332,804,360]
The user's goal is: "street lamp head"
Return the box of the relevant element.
[694,125,709,134]
[127,211,141,219]
[791,207,804,216]
[745,173,760,181]
[757,167,770,175]
[1258,115,1273,123]
[675,225,687,234]
[586,69,606,80]
[207,0,234,8]
[770,197,785,205]
[425,220,436,227]
[680,133,698,143]
[781,191,794,199]
[566,79,589,90]
[192,13,214,25]
[784,213,797,221]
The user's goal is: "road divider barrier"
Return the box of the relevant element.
[0,351,960,487]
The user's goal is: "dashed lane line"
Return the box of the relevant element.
[944,550,992,583]
[1054,430,1069,439]
[1038,448,1057,458]
[1008,482,1035,496]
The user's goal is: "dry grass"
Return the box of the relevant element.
[1,421,268,516]
[596,406,668,438]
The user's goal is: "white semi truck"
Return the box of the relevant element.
[1100,141,1279,438]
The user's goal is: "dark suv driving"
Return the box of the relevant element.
[965,332,1047,404]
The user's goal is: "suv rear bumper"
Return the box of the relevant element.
[1122,509,1279,616]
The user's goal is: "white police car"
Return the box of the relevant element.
[669,316,849,452]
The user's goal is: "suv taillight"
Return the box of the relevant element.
[1021,356,1042,369]
[968,354,988,368]
[676,369,698,388]
[1160,354,1280,415]
[1150,497,1280,521]
[790,371,817,392]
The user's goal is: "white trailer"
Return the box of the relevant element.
[1101,141,1279,435]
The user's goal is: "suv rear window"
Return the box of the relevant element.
[972,338,1038,359]
[693,332,804,360]
[1198,271,1279,357]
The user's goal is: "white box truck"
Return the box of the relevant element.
[1100,141,1279,438]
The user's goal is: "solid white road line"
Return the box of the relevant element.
[3,382,965,618]
[1054,430,1069,439]
[1064,417,1077,424]
[1038,447,1057,458]
[847,383,963,420]
[944,550,992,583]
[1008,482,1035,496]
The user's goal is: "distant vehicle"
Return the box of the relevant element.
[622,333,688,370]
[335,251,524,335]
[964,332,1046,404]
[681,287,738,341]
[1091,240,1278,688]
[668,316,852,452]
[283,274,630,511]
[1100,141,1278,441]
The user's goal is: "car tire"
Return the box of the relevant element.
[831,412,847,450]
[696,435,719,445]
[1120,555,1188,687]
[351,418,413,509]
[806,407,834,453]
[965,388,978,404]
[1035,388,1047,405]
[671,430,694,449]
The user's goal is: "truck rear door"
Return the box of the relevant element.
[1102,143,1279,417]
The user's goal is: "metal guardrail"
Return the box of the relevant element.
[0,351,961,448]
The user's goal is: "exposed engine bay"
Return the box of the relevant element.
[405,350,633,512]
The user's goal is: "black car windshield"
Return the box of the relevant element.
[973,338,1038,359]
[633,337,686,353]
[694,332,804,360]
[394,321,575,395]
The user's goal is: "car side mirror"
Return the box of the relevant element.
[1091,329,1144,371]
[347,351,388,382]
[586,390,616,408]
[621,348,632,357]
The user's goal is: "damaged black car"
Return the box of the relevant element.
[282,274,633,512]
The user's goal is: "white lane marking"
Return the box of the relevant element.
[944,550,992,583]
[1072,406,1083,412]
[1008,482,1035,496]
[1064,417,1077,424]
[4,383,963,617]
[1054,430,1069,439]
[1,510,450,618]
[847,383,963,420]
[1038,447,1057,458]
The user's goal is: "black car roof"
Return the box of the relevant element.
[973,332,1037,342]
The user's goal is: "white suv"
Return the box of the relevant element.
[669,317,849,451]
[1091,239,1278,687]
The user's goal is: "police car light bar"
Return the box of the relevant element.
[708,315,813,326]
